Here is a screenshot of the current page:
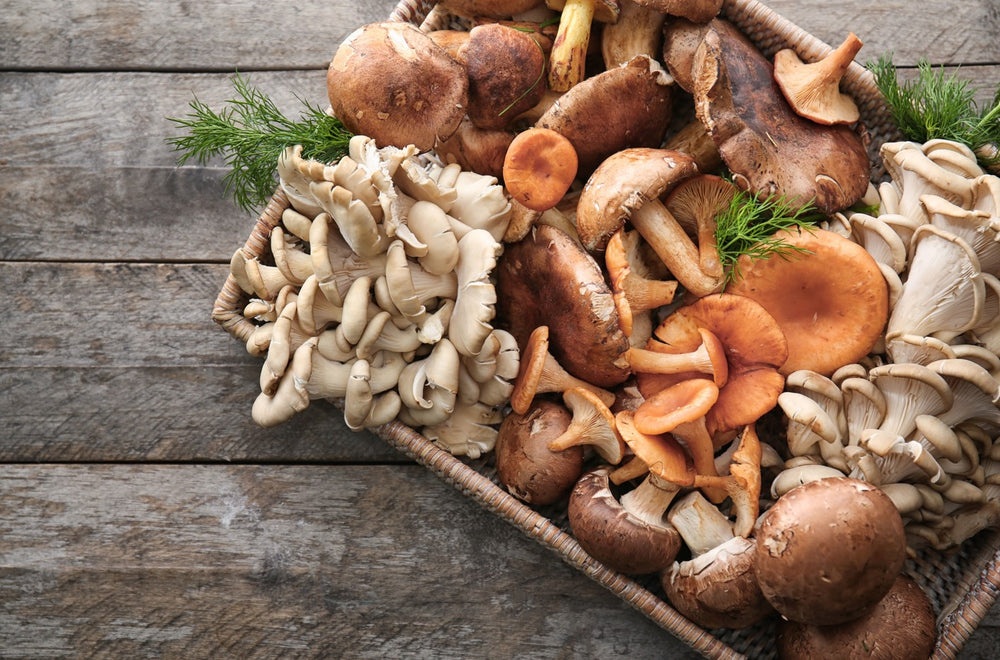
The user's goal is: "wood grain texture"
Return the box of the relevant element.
[0,464,700,659]
[1,0,999,657]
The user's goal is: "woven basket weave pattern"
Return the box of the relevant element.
[211,1,1000,657]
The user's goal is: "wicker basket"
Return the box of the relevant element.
[212,1,1000,657]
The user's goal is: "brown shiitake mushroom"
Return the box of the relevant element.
[754,477,907,627]
[495,399,583,506]
[777,573,936,660]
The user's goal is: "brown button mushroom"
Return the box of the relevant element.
[502,127,579,211]
[777,573,936,660]
[433,117,515,180]
[460,23,548,131]
[568,464,683,575]
[773,33,864,126]
[726,227,888,377]
[495,398,584,506]
[537,55,674,176]
[496,224,631,388]
[661,488,774,630]
[327,22,468,152]
[690,20,870,213]
[754,477,907,626]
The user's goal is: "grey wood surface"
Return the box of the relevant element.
[1,0,998,658]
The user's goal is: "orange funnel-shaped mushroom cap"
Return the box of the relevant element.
[634,378,719,436]
[615,410,695,487]
[637,293,788,436]
[727,227,888,377]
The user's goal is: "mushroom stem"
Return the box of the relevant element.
[667,490,735,557]
[619,474,681,526]
[627,327,728,387]
[547,0,597,92]
[630,199,725,297]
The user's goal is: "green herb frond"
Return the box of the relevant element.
[868,53,1000,168]
[715,189,824,287]
[167,73,353,214]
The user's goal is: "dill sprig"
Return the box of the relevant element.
[868,54,1000,168]
[715,190,824,287]
[167,73,353,214]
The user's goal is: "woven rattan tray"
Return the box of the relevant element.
[212,1,1000,657]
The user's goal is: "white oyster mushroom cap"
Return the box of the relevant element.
[449,229,503,357]
[270,227,313,285]
[883,144,977,226]
[406,200,460,275]
[343,358,375,431]
[422,400,503,459]
[840,377,887,443]
[778,391,842,458]
[850,213,908,273]
[886,224,985,342]
[921,194,1000,274]
[770,464,845,498]
[869,363,954,439]
[445,170,512,243]
[885,333,956,366]
[251,335,314,428]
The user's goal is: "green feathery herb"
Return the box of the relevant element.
[167,73,353,214]
[715,190,824,287]
[869,53,1000,168]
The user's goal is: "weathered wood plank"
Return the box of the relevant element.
[765,0,1000,65]
[0,0,403,71]
[3,65,1000,263]
[0,464,701,659]
[1,261,402,462]
[0,0,996,70]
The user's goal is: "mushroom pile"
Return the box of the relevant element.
[221,0,1000,648]
[230,134,518,458]
[768,138,1000,552]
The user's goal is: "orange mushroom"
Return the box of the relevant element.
[626,327,728,387]
[635,293,788,437]
[726,227,888,377]
[605,228,678,338]
[503,127,579,212]
[510,325,616,414]
[664,174,738,279]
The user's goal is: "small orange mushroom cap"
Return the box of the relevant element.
[503,127,579,212]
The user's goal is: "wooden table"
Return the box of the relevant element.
[3,1,999,657]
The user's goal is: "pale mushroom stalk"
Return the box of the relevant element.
[600,0,663,69]
[626,327,728,387]
[545,0,620,92]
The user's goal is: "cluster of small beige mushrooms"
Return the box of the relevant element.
[219,0,1000,654]
[774,138,1000,552]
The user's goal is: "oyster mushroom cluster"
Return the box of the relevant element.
[230,135,518,458]
[770,138,1000,551]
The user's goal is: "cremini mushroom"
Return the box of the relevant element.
[777,574,936,660]
[772,33,864,125]
[754,477,907,626]
[661,488,773,630]
[326,22,468,151]
[495,399,583,505]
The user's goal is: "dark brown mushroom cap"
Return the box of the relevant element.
[568,465,682,575]
[495,399,583,506]
[536,55,674,176]
[636,0,722,24]
[461,23,548,130]
[662,18,712,92]
[438,0,545,18]
[777,574,936,660]
[575,148,700,252]
[661,536,774,630]
[690,20,870,213]
[327,22,468,152]
[754,477,907,626]
[496,224,631,388]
